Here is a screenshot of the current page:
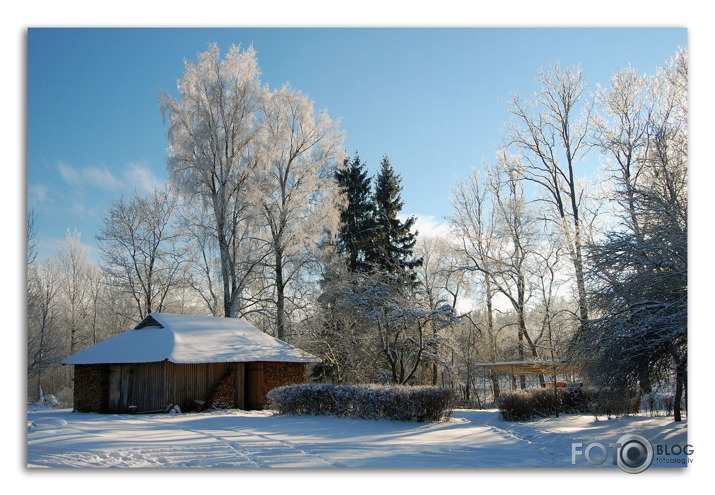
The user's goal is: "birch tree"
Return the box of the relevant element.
[486,151,545,386]
[58,229,91,355]
[160,43,265,317]
[448,168,502,393]
[503,63,593,324]
[254,84,344,340]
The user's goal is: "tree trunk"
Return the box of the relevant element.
[673,354,686,422]
[275,248,285,341]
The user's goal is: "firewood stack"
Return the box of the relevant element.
[206,371,235,410]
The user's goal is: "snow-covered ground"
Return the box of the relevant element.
[27,406,688,470]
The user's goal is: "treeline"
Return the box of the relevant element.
[27,44,687,420]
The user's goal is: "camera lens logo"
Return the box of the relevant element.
[615,434,653,474]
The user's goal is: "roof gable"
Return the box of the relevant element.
[62,313,320,365]
[134,315,164,329]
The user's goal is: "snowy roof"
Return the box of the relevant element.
[62,313,320,365]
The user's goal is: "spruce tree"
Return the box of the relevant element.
[334,152,376,273]
[369,155,423,281]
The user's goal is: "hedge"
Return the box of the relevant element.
[266,384,455,422]
[497,387,641,421]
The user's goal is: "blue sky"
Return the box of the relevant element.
[27,27,687,259]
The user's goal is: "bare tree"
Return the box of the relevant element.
[592,65,652,242]
[503,63,594,324]
[415,235,468,385]
[486,151,545,386]
[96,189,184,320]
[178,195,269,318]
[27,209,38,265]
[27,256,62,401]
[449,155,545,388]
[58,229,92,355]
[448,168,502,393]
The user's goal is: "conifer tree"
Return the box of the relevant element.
[369,155,422,281]
[335,152,376,273]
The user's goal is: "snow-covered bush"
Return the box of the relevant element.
[266,384,454,422]
[31,393,62,410]
[497,387,640,421]
[42,394,62,408]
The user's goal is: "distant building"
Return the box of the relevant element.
[62,313,320,413]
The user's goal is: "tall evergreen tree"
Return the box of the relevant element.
[369,155,423,281]
[334,152,376,273]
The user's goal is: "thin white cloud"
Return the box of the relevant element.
[28,184,48,205]
[409,214,451,239]
[58,162,80,187]
[55,161,166,194]
[83,167,121,190]
[122,162,166,194]
[57,162,119,190]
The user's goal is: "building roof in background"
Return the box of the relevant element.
[472,360,585,376]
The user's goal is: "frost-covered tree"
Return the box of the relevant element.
[486,152,544,378]
[58,229,92,355]
[414,235,468,385]
[449,153,547,388]
[325,271,454,385]
[311,266,380,384]
[577,49,688,421]
[27,256,62,401]
[448,166,502,394]
[178,193,268,318]
[160,43,265,318]
[503,63,594,324]
[592,65,652,242]
[96,189,184,320]
[254,84,344,340]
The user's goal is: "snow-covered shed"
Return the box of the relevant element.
[62,313,320,413]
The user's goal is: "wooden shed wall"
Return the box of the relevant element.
[164,362,231,412]
[72,361,308,413]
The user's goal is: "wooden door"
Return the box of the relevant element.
[233,363,245,410]
[245,362,264,410]
[107,365,133,413]
[120,366,133,413]
[108,366,121,412]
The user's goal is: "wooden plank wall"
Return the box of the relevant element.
[74,361,307,413]
[128,363,167,412]
[232,363,245,410]
[164,362,231,412]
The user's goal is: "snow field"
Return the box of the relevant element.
[27,406,687,469]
